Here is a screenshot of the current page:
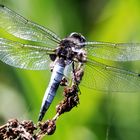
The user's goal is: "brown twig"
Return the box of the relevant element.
[0,85,80,140]
[0,66,84,140]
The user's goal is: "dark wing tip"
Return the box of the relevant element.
[138,74,140,77]
[0,4,4,8]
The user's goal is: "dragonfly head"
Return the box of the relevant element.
[57,32,87,62]
[69,32,86,45]
[60,32,86,49]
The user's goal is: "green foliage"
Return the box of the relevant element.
[0,0,140,140]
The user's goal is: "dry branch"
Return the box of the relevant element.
[0,85,80,140]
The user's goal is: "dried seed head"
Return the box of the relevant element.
[21,120,37,134]
[39,120,56,135]
[56,85,79,115]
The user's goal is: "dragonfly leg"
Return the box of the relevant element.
[72,62,84,85]
[49,62,55,72]
[60,76,68,86]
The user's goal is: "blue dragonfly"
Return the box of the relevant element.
[1,5,140,121]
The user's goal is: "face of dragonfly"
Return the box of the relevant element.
[53,32,87,63]
[1,5,140,93]
[69,32,86,44]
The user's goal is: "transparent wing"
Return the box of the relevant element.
[81,41,140,61]
[0,5,61,45]
[81,59,140,92]
[0,38,55,70]
[64,62,73,78]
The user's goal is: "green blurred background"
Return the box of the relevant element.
[1,0,140,140]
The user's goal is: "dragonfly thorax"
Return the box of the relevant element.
[56,40,86,62]
[56,34,87,62]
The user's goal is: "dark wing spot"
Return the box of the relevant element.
[49,54,57,61]
[0,4,4,8]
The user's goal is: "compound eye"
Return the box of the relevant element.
[79,35,86,43]
[69,32,86,43]
[69,32,78,37]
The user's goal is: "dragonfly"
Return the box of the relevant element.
[1,5,140,121]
